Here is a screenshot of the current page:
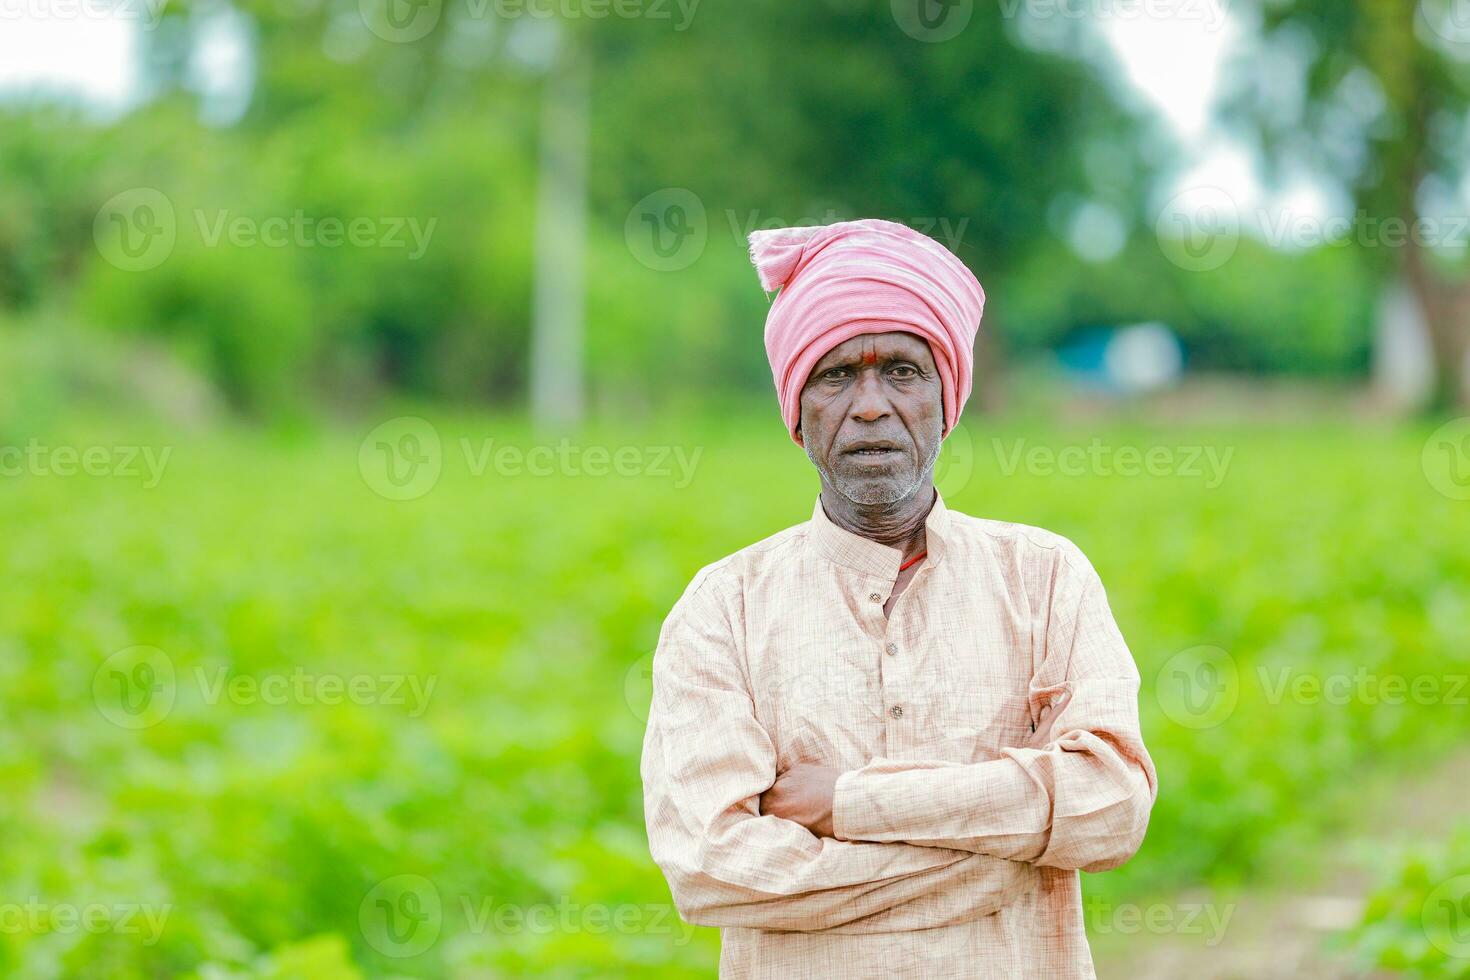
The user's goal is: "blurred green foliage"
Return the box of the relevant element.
[0,411,1465,976]
[57,99,538,414]
[1349,827,1470,978]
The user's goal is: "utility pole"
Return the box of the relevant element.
[529,32,589,429]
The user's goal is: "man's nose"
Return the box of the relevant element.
[849,370,891,422]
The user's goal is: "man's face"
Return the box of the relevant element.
[798,331,944,505]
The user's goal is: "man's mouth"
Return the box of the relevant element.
[842,442,903,461]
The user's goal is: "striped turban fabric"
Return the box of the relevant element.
[747,218,985,445]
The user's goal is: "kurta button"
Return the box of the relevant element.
[888,705,904,719]
[868,593,882,603]
[885,643,897,656]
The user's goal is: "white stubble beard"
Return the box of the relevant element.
[808,433,942,506]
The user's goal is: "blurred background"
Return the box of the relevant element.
[2,0,1470,976]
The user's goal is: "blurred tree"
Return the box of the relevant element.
[116,0,541,410]
[1223,0,1470,410]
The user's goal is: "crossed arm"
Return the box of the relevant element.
[824,552,1158,871]
[639,553,1157,932]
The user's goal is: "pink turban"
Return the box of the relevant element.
[747,218,985,445]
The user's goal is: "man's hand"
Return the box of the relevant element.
[1026,689,1072,749]
[760,763,842,838]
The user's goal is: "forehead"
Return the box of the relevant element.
[813,331,935,370]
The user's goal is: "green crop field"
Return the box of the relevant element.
[2,412,1467,978]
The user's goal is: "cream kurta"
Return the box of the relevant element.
[641,490,1157,978]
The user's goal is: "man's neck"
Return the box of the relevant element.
[820,483,935,561]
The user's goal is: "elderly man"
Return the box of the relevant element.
[640,219,1157,978]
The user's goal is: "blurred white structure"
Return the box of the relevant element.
[529,28,588,430]
[1105,322,1185,394]
[1373,279,1437,409]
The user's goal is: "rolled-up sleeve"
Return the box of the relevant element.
[641,567,1039,931]
[831,544,1158,873]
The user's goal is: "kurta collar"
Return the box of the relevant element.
[808,487,950,578]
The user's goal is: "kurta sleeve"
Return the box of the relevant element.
[641,566,1039,932]
[830,542,1158,873]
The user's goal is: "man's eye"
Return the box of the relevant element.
[823,369,849,381]
[890,365,917,378]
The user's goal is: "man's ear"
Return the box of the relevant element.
[793,420,804,448]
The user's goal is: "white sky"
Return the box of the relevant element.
[1099,3,1235,143]
[0,11,142,115]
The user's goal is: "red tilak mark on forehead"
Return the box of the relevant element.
[860,349,878,366]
